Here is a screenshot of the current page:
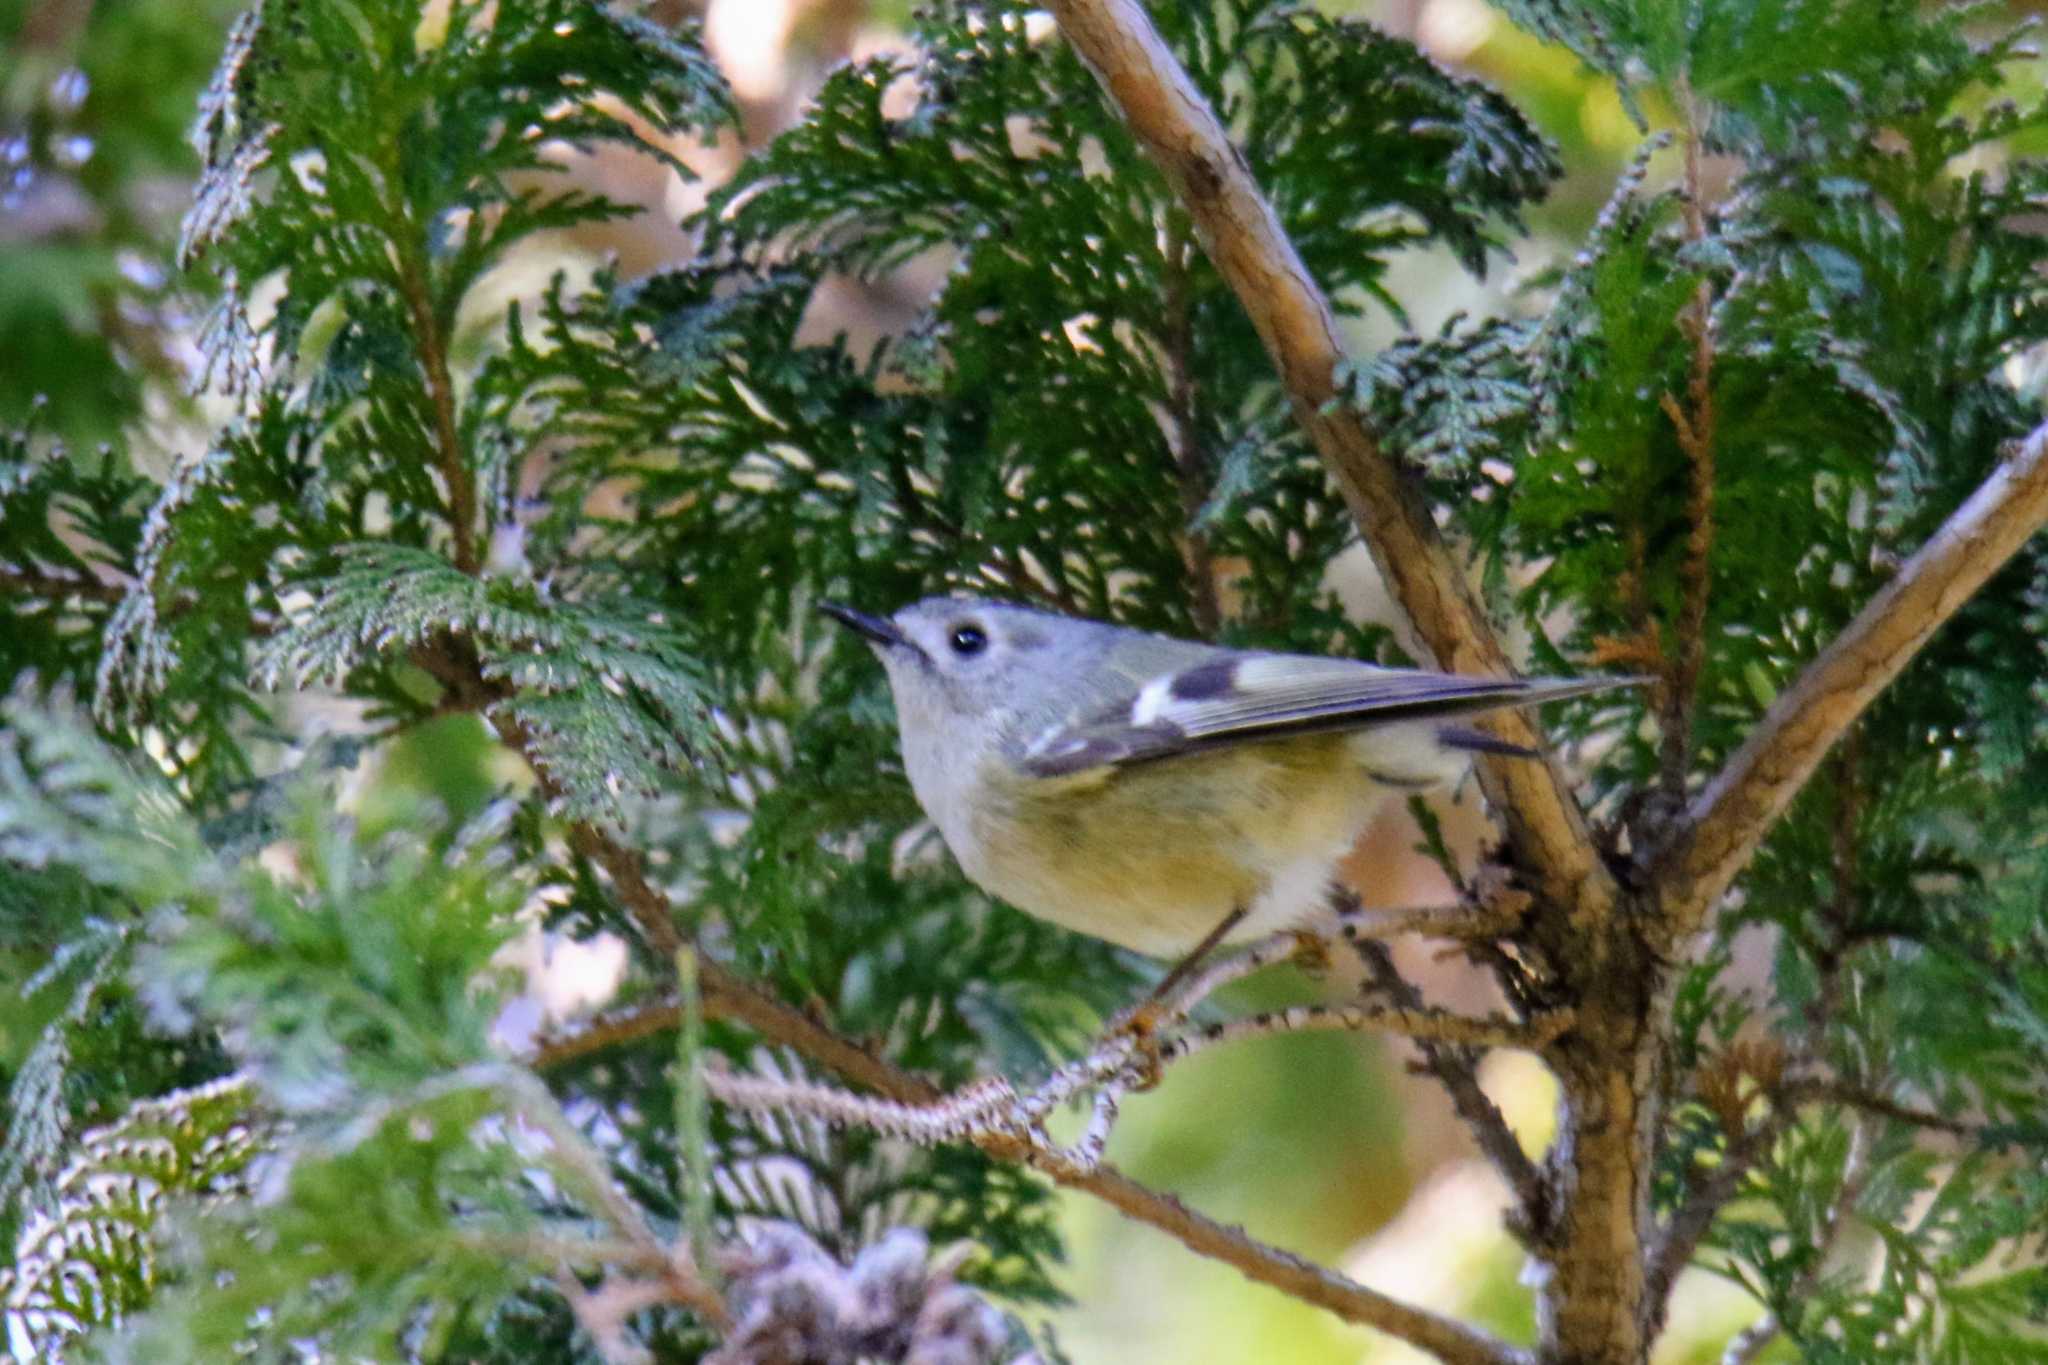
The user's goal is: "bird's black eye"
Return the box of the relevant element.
[949,623,988,656]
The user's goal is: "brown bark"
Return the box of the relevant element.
[1533,970,1666,1364]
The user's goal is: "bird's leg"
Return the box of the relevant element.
[1146,905,1248,1009]
[1112,905,1247,1090]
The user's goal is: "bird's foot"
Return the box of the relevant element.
[1106,998,1172,1092]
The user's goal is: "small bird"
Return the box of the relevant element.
[822,596,1628,959]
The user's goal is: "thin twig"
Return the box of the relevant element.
[535,995,686,1068]
[1350,939,1548,1235]
[1155,919,1303,1014]
[1335,897,1532,946]
[1156,208,1221,633]
[392,242,478,575]
[1661,93,1719,807]
[1160,1001,1573,1064]
[1658,417,2048,936]
[406,633,938,1104]
[1067,1161,1532,1365]
[1778,1079,1980,1138]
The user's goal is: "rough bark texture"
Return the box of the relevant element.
[1532,955,1667,1364]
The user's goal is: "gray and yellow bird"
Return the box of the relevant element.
[824,596,1626,958]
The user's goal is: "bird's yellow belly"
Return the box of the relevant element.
[965,738,1379,957]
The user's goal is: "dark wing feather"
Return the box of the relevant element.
[1019,654,1628,779]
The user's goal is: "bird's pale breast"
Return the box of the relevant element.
[961,735,1391,956]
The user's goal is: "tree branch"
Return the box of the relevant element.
[1161,1002,1573,1064]
[1656,418,2048,934]
[1156,209,1221,634]
[408,634,931,1101]
[1350,939,1549,1235]
[392,246,478,576]
[1778,1078,1982,1138]
[1059,1165,1532,1365]
[1658,92,1721,808]
[523,900,1528,1363]
[1044,0,1620,929]
[535,995,685,1069]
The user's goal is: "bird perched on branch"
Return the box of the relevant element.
[824,596,1630,959]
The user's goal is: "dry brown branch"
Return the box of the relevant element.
[1012,1144,1528,1363]
[409,634,932,1102]
[1335,898,1533,944]
[1661,98,1720,806]
[1043,0,1620,931]
[574,833,932,1097]
[534,996,686,1069]
[1778,1079,1981,1138]
[1657,418,2048,934]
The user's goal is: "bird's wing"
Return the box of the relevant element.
[1018,653,1626,779]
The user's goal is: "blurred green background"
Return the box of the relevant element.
[8,0,2042,1359]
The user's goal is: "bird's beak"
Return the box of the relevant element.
[819,602,911,651]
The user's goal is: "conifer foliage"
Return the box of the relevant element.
[2,0,2047,1361]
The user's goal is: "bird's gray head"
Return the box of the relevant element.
[820,595,1105,751]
